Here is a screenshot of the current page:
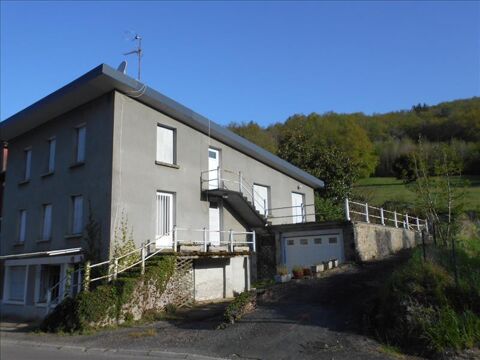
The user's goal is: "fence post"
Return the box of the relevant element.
[394,211,398,228]
[141,242,146,275]
[83,260,91,292]
[301,203,305,222]
[203,227,208,252]
[113,258,118,280]
[46,289,52,316]
[217,167,221,189]
[344,198,350,221]
[252,231,256,252]
[416,217,420,231]
[405,214,409,229]
[425,219,429,234]
[380,207,385,226]
[365,203,370,223]
[239,171,242,192]
[173,226,178,252]
[229,229,234,252]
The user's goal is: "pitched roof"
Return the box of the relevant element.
[0,64,324,189]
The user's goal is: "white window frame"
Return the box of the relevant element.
[156,124,176,165]
[71,195,84,235]
[24,147,32,180]
[47,137,56,173]
[75,125,86,163]
[2,265,28,305]
[41,204,53,241]
[18,209,27,243]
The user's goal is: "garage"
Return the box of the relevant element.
[281,229,345,271]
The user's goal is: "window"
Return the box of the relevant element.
[41,204,53,241]
[71,195,84,234]
[287,239,294,246]
[47,138,56,172]
[156,125,175,165]
[24,148,32,180]
[314,238,322,245]
[38,265,61,303]
[253,184,269,216]
[18,210,27,243]
[300,239,308,245]
[328,237,338,244]
[8,266,26,302]
[75,126,86,163]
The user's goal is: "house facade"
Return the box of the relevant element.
[0,64,323,319]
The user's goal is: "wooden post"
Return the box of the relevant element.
[113,258,119,280]
[394,211,398,228]
[252,231,256,252]
[229,229,234,252]
[203,227,208,252]
[344,198,350,221]
[141,242,146,275]
[83,260,91,292]
[380,207,385,226]
[365,203,370,223]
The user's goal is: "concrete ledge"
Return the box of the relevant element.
[208,245,229,253]
[179,245,204,252]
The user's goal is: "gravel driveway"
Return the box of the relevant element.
[1,251,422,360]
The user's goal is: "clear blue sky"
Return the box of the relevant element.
[1,1,479,126]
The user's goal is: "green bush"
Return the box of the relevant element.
[224,291,256,324]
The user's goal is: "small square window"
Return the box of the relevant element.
[287,239,294,246]
[314,238,322,244]
[329,237,338,244]
[300,239,308,245]
[208,150,217,159]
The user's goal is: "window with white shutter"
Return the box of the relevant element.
[156,125,175,165]
[42,204,53,240]
[71,195,84,234]
[18,210,27,243]
[75,126,86,163]
[8,266,26,302]
[24,148,32,180]
[47,138,56,172]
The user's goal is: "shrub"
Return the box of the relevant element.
[276,265,288,276]
[224,291,256,324]
[292,266,303,279]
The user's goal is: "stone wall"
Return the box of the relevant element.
[352,222,421,261]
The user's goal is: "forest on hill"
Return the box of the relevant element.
[228,97,480,179]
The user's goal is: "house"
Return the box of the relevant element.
[0,64,325,319]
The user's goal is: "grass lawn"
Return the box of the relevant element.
[354,176,480,212]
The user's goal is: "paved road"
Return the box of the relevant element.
[1,340,224,360]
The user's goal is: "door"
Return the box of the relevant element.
[291,192,305,223]
[209,203,221,246]
[253,184,269,216]
[208,148,220,189]
[156,192,173,248]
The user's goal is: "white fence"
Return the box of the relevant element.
[345,198,428,232]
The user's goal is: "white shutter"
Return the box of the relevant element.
[19,210,27,242]
[156,126,174,164]
[42,204,52,240]
[76,126,86,163]
[48,139,56,172]
[9,266,26,302]
[72,196,84,234]
[24,149,32,180]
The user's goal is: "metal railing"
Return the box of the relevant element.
[345,198,428,232]
[201,168,268,216]
[267,203,315,223]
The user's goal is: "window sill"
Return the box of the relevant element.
[13,242,25,247]
[155,161,179,169]
[37,238,51,243]
[2,300,25,306]
[64,233,82,240]
[18,179,30,186]
[69,161,85,169]
[41,171,54,178]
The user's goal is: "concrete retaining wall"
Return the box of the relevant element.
[352,222,421,261]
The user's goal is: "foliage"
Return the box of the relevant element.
[228,121,278,153]
[314,196,344,221]
[40,255,176,333]
[113,211,138,270]
[371,244,480,357]
[276,265,288,276]
[223,290,256,324]
[82,202,103,263]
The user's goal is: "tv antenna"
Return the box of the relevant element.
[124,33,142,80]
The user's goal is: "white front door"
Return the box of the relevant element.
[208,148,220,189]
[291,192,305,223]
[156,192,173,248]
[209,204,221,246]
[253,184,269,216]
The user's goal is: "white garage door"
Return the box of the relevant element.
[283,232,344,271]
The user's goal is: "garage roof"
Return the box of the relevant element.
[0,64,324,189]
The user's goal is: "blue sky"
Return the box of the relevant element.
[1,1,479,126]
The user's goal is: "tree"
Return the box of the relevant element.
[228,121,278,153]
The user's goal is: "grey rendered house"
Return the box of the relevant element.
[0,64,324,319]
